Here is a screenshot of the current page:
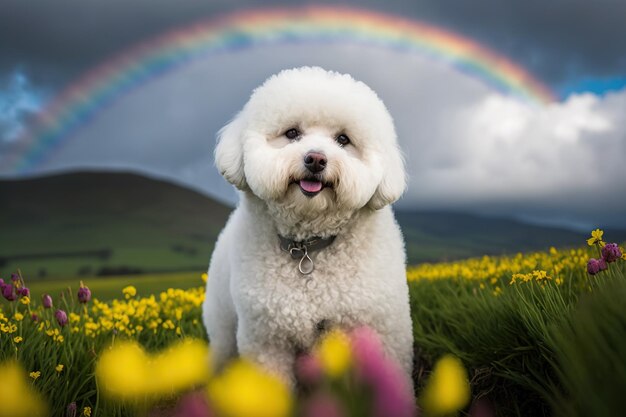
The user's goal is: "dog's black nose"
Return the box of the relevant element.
[304,152,327,173]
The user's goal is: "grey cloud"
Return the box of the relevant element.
[5,42,624,228]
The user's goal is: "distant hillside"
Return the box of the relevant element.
[1,171,624,279]
[0,171,232,279]
[394,210,626,263]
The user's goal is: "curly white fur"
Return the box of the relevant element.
[203,67,413,387]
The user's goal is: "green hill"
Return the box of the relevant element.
[1,171,623,279]
[0,171,231,279]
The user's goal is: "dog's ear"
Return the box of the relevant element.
[368,143,407,210]
[214,114,247,190]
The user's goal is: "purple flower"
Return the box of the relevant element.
[10,273,19,282]
[302,393,345,417]
[55,309,68,327]
[296,354,323,385]
[587,258,601,275]
[350,327,415,417]
[31,313,40,323]
[2,283,16,301]
[66,402,77,417]
[19,287,30,298]
[77,282,91,304]
[173,392,212,417]
[598,258,608,271]
[42,294,53,309]
[602,243,622,263]
[0,278,4,287]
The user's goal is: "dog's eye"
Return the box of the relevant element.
[285,128,300,140]
[336,134,351,147]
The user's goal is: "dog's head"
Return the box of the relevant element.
[215,67,406,217]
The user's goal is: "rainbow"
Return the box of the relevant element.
[10,6,556,174]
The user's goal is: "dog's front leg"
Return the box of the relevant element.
[236,323,297,387]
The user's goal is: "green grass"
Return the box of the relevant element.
[27,271,205,301]
[3,239,626,417]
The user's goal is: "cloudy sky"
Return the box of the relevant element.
[1,0,625,229]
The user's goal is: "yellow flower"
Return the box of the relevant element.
[201,273,208,283]
[20,296,30,305]
[315,330,352,378]
[13,336,23,344]
[29,371,41,380]
[150,339,211,395]
[0,361,47,417]
[14,312,24,321]
[122,285,137,299]
[55,364,64,373]
[96,342,149,400]
[587,229,604,246]
[96,339,211,401]
[83,406,92,417]
[420,354,470,416]
[208,359,292,417]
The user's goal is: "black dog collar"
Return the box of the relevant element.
[278,235,336,275]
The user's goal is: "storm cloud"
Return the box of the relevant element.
[4,42,623,228]
[1,0,625,95]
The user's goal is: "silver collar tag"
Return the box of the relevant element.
[278,235,336,275]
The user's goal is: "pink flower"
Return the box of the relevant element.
[172,391,213,417]
[296,354,324,385]
[302,393,345,417]
[350,327,416,417]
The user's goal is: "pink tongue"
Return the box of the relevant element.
[300,180,323,193]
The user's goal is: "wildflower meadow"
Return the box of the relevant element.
[1,229,625,417]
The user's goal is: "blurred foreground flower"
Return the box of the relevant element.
[0,361,47,417]
[96,339,210,402]
[315,329,352,378]
[207,359,292,417]
[350,327,415,417]
[420,354,470,417]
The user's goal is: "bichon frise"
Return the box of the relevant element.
[203,66,413,386]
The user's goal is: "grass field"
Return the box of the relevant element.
[1,230,625,417]
[27,271,204,301]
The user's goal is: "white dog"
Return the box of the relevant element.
[202,67,413,386]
